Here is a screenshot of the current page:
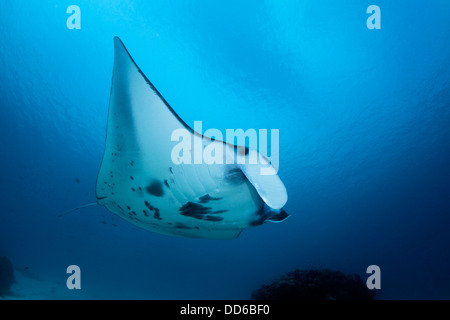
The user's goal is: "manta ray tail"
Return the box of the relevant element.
[57,203,99,218]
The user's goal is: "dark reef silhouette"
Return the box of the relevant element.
[251,269,375,300]
[0,256,15,297]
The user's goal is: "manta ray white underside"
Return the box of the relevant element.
[95,37,289,239]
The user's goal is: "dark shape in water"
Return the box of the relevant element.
[0,256,15,297]
[251,269,375,300]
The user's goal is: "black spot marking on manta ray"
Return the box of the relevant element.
[127,206,131,210]
[225,168,247,185]
[180,202,212,217]
[184,213,203,220]
[146,180,164,197]
[131,211,137,216]
[173,223,191,229]
[131,188,136,192]
[169,167,173,174]
[130,176,134,180]
[198,194,222,204]
[179,202,227,221]
[143,210,149,217]
[204,216,224,222]
[164,180,170,189]
[130,160,134,166]
[153,209,162,221]
[212,210,228,214]
[144,201,154,211]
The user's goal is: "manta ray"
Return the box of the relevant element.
[95,37,289,239]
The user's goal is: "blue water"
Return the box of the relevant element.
[1,0,449,299]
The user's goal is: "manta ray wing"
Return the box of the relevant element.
[95,37,288,239]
